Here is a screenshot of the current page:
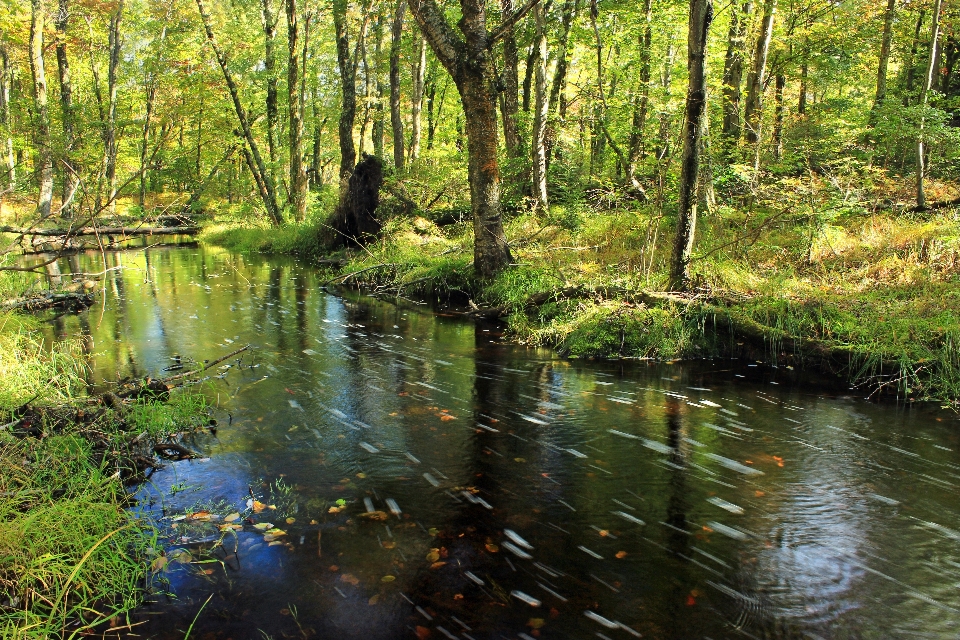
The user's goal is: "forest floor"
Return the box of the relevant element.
[204,170,960,407]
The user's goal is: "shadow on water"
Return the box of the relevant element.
[39,246,960,640]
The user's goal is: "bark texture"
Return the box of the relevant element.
[743,0,775,145]
[531,1,549,212]
[30,0,54,219]
[334,0,359,183]
[669,0,713,291]
[406,0,514,278]
[287,0,307,221]
[916,0,942,209]
[390,0,406,170]
[55,0,76,217]
[872,0,897,118]
[721,0,751,144]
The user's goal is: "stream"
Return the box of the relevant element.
[43,246,960,639]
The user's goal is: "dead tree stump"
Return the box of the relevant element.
[327,154,384,248]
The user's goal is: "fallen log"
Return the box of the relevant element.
[0,225,200,237]
[0,291,95,312]
[907,195,960,213]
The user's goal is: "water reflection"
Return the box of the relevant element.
[38,246,960,639]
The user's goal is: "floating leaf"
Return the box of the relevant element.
[415,626,430,640]
[253,523,275,531]
[359,511,389,521]
[356,472,367,479]
[336,499,347,506]
[224,513,241,523]
[428,528,439,536]
[285,517,296,524]
[382,541,396,549]
[381,575,396,582]
[528,618,545,629]
[150,556,168,572]
[252,500,268,513]
[168,549,193,564]
[615,551,628,559]
[340,573,360,585]
[430,561,446,569]
[426,549,440,562]
[368,594,380,605]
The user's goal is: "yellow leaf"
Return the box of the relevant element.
[430,561,446,569]
[150,556,168,572]
[286,517,296,524]
[224,513,241,523]
[252,501,267,513]
[528,618,545,629]
[368,594,380,605]
[426,549,440,562]
[253,523,274,531]
[381,575,396,582]
[341,573,360,585]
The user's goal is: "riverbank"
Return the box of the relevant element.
[0,269,213,636]
[203,193,960,407]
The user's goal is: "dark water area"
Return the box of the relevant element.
[43,247,960,640]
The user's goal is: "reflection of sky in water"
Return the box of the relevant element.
[42,246,960,639]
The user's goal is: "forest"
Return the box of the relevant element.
[1,0,960,636]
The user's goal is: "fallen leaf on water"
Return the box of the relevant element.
[150,556,168,572]
[439,414,456,422]
[381,575,396,582]
[253,523,275,531]
[203,569,214,575]
[368,594,379,605]
[224,512,240,523]
[485,543,499,553]
[268,540,284,546]
[360,511,389,521]
[219,523,242,531]
[382,541,396,549]
[528,618,545,629]
[415,626,430,640]
[514,457,526,463]
[328,506,343,514]
[285,517,296,524]
[168,549,192,564]
[428,527,439,536]
[252,501,268,513]
[280,608,291,615]
[426,549,440,562]
[453,594,464,600]
[340,573,360,585]
[329,565,339,572]
[356,472,367,479]
[598,529,609,537]
[188,511,212,521]
[430,561,446,569]
[615,551,628,559]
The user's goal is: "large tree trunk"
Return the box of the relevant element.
[743,0,775,145]
[798,45,808,114]
[287,0,307,221]
[721,0,751,147]
[104,2,123,216]
[389,0,405,170]
[627,0,653,180]
[531,1,549,213]
[904,10,926,103]
[196,0,282,225]
[916,0,942,210]
[0,46,14,187]
[669,0,713,291]
[772,72,784,159]
[410,33,426,162]
[30,0,54,219]
[498,0,521,158]
[262,0,279,180]
[406,0,514,278]
[334,0,358,184]
[656,38,676,160]
[871,0,897,118]
[55,0,76,218]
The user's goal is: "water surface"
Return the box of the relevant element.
[46,247,960,640]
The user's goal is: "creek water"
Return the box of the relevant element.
[44,246,960,639]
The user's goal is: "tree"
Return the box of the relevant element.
[721,0,751,146]
[103,1,123,215]
[916,0,942,209]
[405,0,525,278]
[29,0,54,219]
[531,0,549,213]
[669,0,713,291]
[743,0,775,145]
[389,0,405,170]
[871,0,897,117]
[196,0,282,225]
[0,45,13,187]
[54,0,75,217]
[498,0,521,159]
[287,0,307,221]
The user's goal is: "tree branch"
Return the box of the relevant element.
[407,0,462,74]
[488,0,542,45]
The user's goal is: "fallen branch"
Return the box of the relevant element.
[322,263,398,286]
[0,291,96,313]
[907,195,960,213]
[0,225,200,237]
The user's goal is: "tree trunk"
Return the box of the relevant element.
[522,43,536,112]
[798,47,808,114]
[104,2,123,215]
[916,0,942,210]
[390,0,405,170]
[262,0,279,178]
[549,0,576,120]
[743,0,775,145]
[196,0,282,225]
[627,0,653,179]
[334,0,358,184]
[772,72,784,159]
[498,0,521,158]
[656,38,676,160]
[410,33,426,161]
[531,1,549,213]
[406,0,514,278]
[721,0,751,146]
[30,0,54,219]
[55,0,76,218]
[139,25,166,208]
[372,14,386,159]
[287,0,307,221]
[0,46,14,187]
[670,0,713,291]
[871,0,897,118]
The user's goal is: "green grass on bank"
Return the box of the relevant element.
[202,178,960,405]
[0,309,210,638]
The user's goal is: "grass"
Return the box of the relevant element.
[0,309,211,638]
[200,170,960,405]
